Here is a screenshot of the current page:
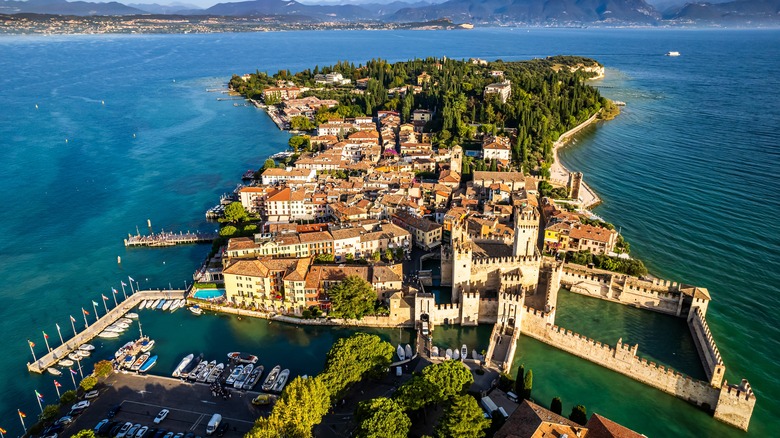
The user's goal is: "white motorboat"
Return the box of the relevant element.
[130,353,150,371]
[169,300,181,312]
[126,312,139,319]
[404,344,413,359]
[431,346,439,357]
[68,352,82,361]
[78,344,95,351]
[59,359,74,367]
[226,365,244,385]
[272,369,290,392]
[151,299,161,309]
[172,353,194,378]
[234,363,254,388]
[103,326,124,333]
[162,300,172,311]
[119,318,133,325]
[115,341,134,358]
[445,349,452,360]
[140,339,155,353]
[396,345,405,361]
[227,352,258,364]
[77,350,91,358]
[139,355,157,373]
[243,365,264,390]
[115,322,130,329]
[261,365,281,392]
[189,305,203,315]
[98,331,119,339]
[139,301,148,310]
[666,51,681,57]
[47,368,62,376]
[121,354,136,369]
[145,300,155,309]
[207,363,224,383]
[452,348,460,360]
[461,344,468,362]
[197,361,216,382]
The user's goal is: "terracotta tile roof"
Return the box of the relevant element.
[267,187,306,202]
[585,413,646,438]
[330,227,363,241]
[226,237,257,251]
[298,231,333,243]
[569,223,616,243]
[494,400,587,438]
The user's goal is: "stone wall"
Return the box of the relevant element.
[714,380,757,431]
[688,307,725,387]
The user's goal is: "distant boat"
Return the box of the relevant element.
[139,355,157,373]
[445,349,452,360]
[139,301,148,309]
[79,344,95,351]
[146,300,156,309]
[226,365,244,385]
[404,344,413,359]
[234,363,254,388]
[121,354,136,369]
[131,353,150,371]
[47,368,62,376]
[68,353,82,361]
[59,359,74,367]
[182,355,203,379]
[126,313,139,319]
[162,300,172,311]
[452,348,460,361]
[77,350,91,358]
[189,305,203,315]
[156,299,166,310]
[461,344,468,362]
[262,365,281,392]
[396,345,405,361]
[150,299,161,309]
[666,51,681,57]
[119,318,133,325]
[172,353,194,378]
[197,360,216,383]
[98,331,119,339]
[272,369,290,392]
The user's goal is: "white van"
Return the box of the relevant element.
[205,413,222,436]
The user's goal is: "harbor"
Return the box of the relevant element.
[124,231,217,248]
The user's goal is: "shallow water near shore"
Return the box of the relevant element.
[1,29,779,436]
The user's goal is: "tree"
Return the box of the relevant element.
[94,360,113,378]
[224,201,247,223]
[551,397,563,415]
[497,372,514,392]
[80,375,97,391]
[73,431,96,438]
[354,397,411,438]
[328,275,377,320]
[262,158,276,171]
[321,333,394,399]
[371,251,381,261]
[569,405,588,425]
[384,249,394,261]
[394,375,436,411]
[421,360,474,403]
[313,253,335,263]
[59,390,77,404]
[436,395,491,438]
[275,376,330,437]
[290,116,315,131]
[514,364,525,395]
[39,404,59,422]
[523,369,533,400]
[289,135,311,153]
[219,225,238,237]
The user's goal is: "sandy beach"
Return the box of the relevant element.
[550,111,603,208]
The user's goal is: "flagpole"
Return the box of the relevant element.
[102,296,109,313]
[69,368,77,389]
[112,289,118,306]
[27,340,37,362]
[18,410,26,432]
[78,361,84,379]
[42,332,51,353]
[70,315,78,335]
[82,309,89,329]
[92,301,100,322]
[53,381,61,399]
[56,323,64,346]
[120,282,128,299]
[35,391,43,413]
[0,427,5,438]
[129,277,136,294]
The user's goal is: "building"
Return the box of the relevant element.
[484,80,512,103]
[223,257,312,313]
[482,137,512,162]
[262,86,301,101]
[568,223,618,255]
[260,167,316,186]
[392,211,443,250]
[265,187,309,221]
[411,109,433,123]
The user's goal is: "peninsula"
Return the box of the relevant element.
[182,55,755,433]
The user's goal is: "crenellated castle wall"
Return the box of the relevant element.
[688,307,725,387]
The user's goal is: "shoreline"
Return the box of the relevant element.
[550,110,603,209]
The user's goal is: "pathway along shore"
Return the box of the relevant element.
[550,110,603,209]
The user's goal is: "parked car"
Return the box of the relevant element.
[109,422,125,437]
[85,390,100,399]
[173,433,184,438]
[93,419,109,433]
[71,400,90,410]
[135,426,149,438]
[55,416,73,426]
[152,429,167,438]
[143,428,158,438]
[107,404,122,418]
[99,420,118,436]
[126,424,141,438]
[162,432,174,438]
[67,408,85,417]
[154,409,170,424]
[115,422,134,438]
[43,424,64,435]
[215,422,229,437]
[41,433,58,438]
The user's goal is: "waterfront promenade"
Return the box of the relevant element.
[27,290,186,374]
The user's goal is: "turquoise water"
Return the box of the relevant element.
[1,29,778,436]
[191,288,225,300]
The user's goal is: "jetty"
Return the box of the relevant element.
[27,290,186,374]
[124,231,217,247]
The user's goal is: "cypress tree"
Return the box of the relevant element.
[514,364,525,396]
[550,397,562,415]
[569,405,587,425]
[523,369,533,400]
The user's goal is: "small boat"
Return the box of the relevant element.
[115,341,134,358]
[261,365,281,392]
[243,365,264,390]
[396,345,405,361]
[131,353,150,371]
[145,300,155,309]
[139,355,157,373]
[172,354,194,378]
[59,359,74,367]
[169,300,181,312]
[115,322,130,329]
[472,349,479,360]
[445,349,452,360]
[160,300,171,311]
[119,318,133,325]
[182,355,203,379]
[234,363,254,388]
[102,326,122,334]
[78,344,95,351]
[140,340,155,353]
[197,361,216,382]
[126,312,139,319]
[431,346,439,357]
[227,352,258,364]
[207,363,224,383]
[47,368,62,376]
[121,354,136,369]
[461,344,468,362]
[452,348,460,360]
[666,51,681,57]
[226,365,244,385]
[189,305,203,315]
[77,350,91,358]
[404,344,413,359]
[139,300,148,309]
[151,299,161,309]
[68,353,82,361]
[272,369,290,392]
[242,169,255,180]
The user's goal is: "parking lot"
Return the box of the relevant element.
[64,372,268,437]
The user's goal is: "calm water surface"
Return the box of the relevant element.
[1,28,778,436]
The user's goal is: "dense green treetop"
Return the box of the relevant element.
[435,394,491,438]
[395,375,437,411]
[421,360,474,403]
[354,397,411,438]
[327,275,378,320]
[320,332,394,399]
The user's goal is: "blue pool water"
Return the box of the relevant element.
[192,289,225,300]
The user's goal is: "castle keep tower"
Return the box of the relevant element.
[450,145,463,174]
[513,205,539,258]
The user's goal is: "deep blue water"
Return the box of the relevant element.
[1,29,778,436]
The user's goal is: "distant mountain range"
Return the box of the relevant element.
[2,0,778,25]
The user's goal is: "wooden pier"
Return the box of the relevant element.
[124,231,217,248]
[26,290,186,374]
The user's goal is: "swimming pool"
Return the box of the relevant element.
[191,288,225,300]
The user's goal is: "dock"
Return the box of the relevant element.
[124,231,217,247]
[27,290,186,374]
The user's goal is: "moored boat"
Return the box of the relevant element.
[115,341,134,358]
[119,318,133,325]
[226,365,244,385]
[139,355,157,373]
[172,353,194,378]
[431,346,439,357]
[227,352,258,364]
[47,367,62,376]
[145,300,155,309]
[115,322,130,329]
[151,299,161,309]
[243,365,264,390]
[126,312,139,319]
[197,360,216,382]
[131,353,150,371]
[234,363,254,388]
[181,355,202,379]
[396,345,405,361]
[59,359,74,367]
[68,353,82,361]
[461,344,468,361]
[261,365,281,392]
[452,348,460,360]
[272,369,290,392]
[404,344,412,359]
[79,344,95,351]
[445,349,452,360]
[77,350,91,358]
[140,339,155,353]
[121,354,136,369]
[666,51,681,57]
[139,300,148,309]
[189,305,203,315]
[207,363,225,383]
[161,300,171,311]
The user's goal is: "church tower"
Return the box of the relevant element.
[450,145,463,174]
[513,205,539,258]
